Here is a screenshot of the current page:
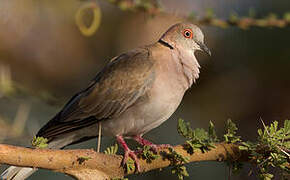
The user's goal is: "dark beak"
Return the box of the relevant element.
[197,42,211,56]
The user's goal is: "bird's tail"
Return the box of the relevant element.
[1,166,37,180]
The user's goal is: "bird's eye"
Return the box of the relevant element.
[182,29,193,39]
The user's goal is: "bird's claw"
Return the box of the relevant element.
[122,149,141,172]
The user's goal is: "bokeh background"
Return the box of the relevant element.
[0,0,289,179]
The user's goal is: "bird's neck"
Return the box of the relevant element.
[156,39,201,89]
[172,46,201,88]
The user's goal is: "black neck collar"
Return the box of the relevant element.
[158,39,174,49]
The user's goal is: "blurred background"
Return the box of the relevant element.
[0,0,289,179]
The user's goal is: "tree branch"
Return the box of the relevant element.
[0,143,251,179]
[104,0,290,29]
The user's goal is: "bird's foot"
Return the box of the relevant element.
[134,136,172,153]
[123,149,140,172]
[116,135,141,172]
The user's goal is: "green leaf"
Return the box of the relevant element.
[171,165,189,180]
[178,119,217,153]
[163,148,189,180]
[104,143,118,155]
[178,119,192,138]
[283,120,290,134]
[125,157,135,174]
[31,136,48,149]
[138,145,159,163]
[259,173,274,180]
[224,119,241,143]
[209,121,218,142]
[77,156,92,164]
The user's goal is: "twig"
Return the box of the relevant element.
[277,146,290,158]
[97,122,102,153]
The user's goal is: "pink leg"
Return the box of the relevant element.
[133,135,172,152]
[116,135,140,172]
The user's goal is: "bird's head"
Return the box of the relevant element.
[159,22,211,56]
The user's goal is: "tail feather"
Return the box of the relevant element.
[1,166,22,180]
[1,166,36,180]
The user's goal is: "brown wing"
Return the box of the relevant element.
[37,48,155,139]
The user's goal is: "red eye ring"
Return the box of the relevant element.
[182,29,193,39]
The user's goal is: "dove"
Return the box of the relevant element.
[1,22,211,179]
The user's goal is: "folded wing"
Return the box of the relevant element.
[37,48,155,140]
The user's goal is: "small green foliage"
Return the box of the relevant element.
[109,0,160,13]
[259,173,274,180]
[125,157,135,174]
[104,143,118,155]
[239,120,290,179]
[162,147,189,180]
[205,8,215,19]
[138,145,159,163]
[209,121,219,142]
[171,165,189,180]
[166,147,189,164]
[226,161,244,174]
[178,119,289,179]
[77,156,92,164]
[31,136,48,148]
[224,119,241,143]
[284,12,290,21]
[178,119,216,154]
[248,8,256,18]
[187,11,196,20]
[178,119,192,139]
[112,178,128,180]
[223,120,244,175]
[229,12,239,23]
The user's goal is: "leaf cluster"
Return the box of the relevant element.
[178,119,218,154]
[239,120,290,179]
[107,0,160,12]
[125,157,135,174]
[31,136,48,149]
[224,119,241,143]
[76,156,92,164]
[162,147,189,180]
[104,143,118,155]
[137,145,159,163]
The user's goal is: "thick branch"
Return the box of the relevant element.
[0,143,250,179]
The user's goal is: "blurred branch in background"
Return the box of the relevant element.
[0,103,30,143]
[10,103,30,137]
[106,0,161,14]
[104,0,290,28]
[0,64,58,105]
[0,65,14,98]
[190,10,290,29]
[74,0,290,39]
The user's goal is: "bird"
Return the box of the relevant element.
[1,22,211,180]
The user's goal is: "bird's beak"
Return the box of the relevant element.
[197,42,211,56]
